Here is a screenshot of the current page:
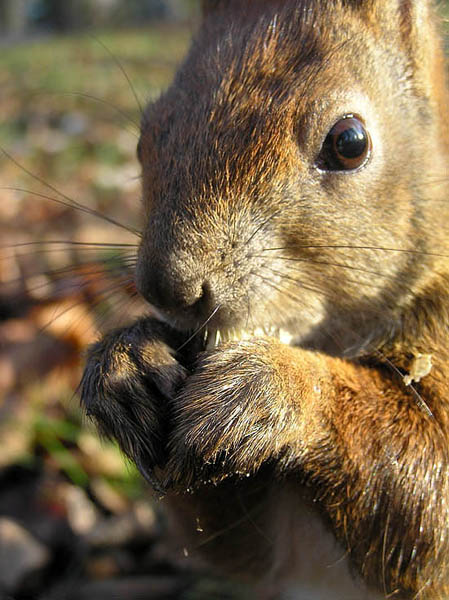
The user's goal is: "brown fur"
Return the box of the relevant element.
[81,0,449,597]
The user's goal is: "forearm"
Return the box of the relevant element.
[168,339,449,594]
[268,346,449,596]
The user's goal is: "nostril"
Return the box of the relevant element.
[175,278,207,309]
[194,280,214,310]
[182,280,215,319]
[135,251,218,319]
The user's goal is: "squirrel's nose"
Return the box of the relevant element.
[136,257,215,321]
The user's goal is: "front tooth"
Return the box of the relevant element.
[206,330,220,350]
[279,329,293,345]
[205,327,292,348]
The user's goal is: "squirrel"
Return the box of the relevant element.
[80,0,449,598]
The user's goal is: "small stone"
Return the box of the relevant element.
[86,502,157,549]
[0,517,50,592]
[86,552,124,580]
[90,478,129,514]
[63,485,99,535]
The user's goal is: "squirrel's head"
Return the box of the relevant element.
[135,0,448,354]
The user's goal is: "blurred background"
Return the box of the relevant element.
[0,0,198,39]
[0,1,448,599]
[0,2,252,599]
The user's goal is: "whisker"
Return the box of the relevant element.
[94,289,140,334]
[237,491,273,544]
[254,252,398,280]
[89,34,144,117]
[191,491,270,550]
[0,158,141,238]
[294,269,386,292]
[268,261,390,293]
[50,283,137,349]
[264,255,430,300]
[378,356,433,418]
[259,270,433,416]
[28,269,133,299]
[255,273,333,308]
[2,241,138,250]
[37,277,136,337]
[28,89,140,133]
[260,244,449,259]
[3,254,135,290]
[243,208,283,247]
[176,304,222,352]
[1,249,137,265]
[257,268,335,302]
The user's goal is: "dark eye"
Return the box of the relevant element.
[316,115,371,172]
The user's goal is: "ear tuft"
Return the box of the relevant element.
[353,0,440,98]
[396,0,441,98]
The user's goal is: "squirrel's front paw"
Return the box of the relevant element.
[80,318,188,489]
[167,339,299,488]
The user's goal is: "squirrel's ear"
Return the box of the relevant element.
[395,0,443,99]
[359,0,441,97]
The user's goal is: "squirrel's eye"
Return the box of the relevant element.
[316,115,371,172]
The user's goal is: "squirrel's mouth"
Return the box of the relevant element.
[204,326,294,350]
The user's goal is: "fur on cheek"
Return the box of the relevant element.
[165,339,303,488]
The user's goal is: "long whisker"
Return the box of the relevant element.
[284,267,387,293]
[260,244,449,259]
[255,273,332,308]
[254,252,396,281]
[28,89,140,132]
[2,241,138,250]
[176,304,222,352]
[3,253,135,289]
[1,247,137,264]
[191,487,270,550]
[261,253,434,300]
[22,267,134,299]
[92,288,140,335]
[259,270,433,417]
[0,157,141,238]
[243,208,283,247]
[46,282,138,349]
[257,268,335,302]
[267,261,393,294]
[37,277,136,336]
[89,34,144,117]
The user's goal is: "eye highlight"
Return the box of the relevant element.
[316,115,371,172]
